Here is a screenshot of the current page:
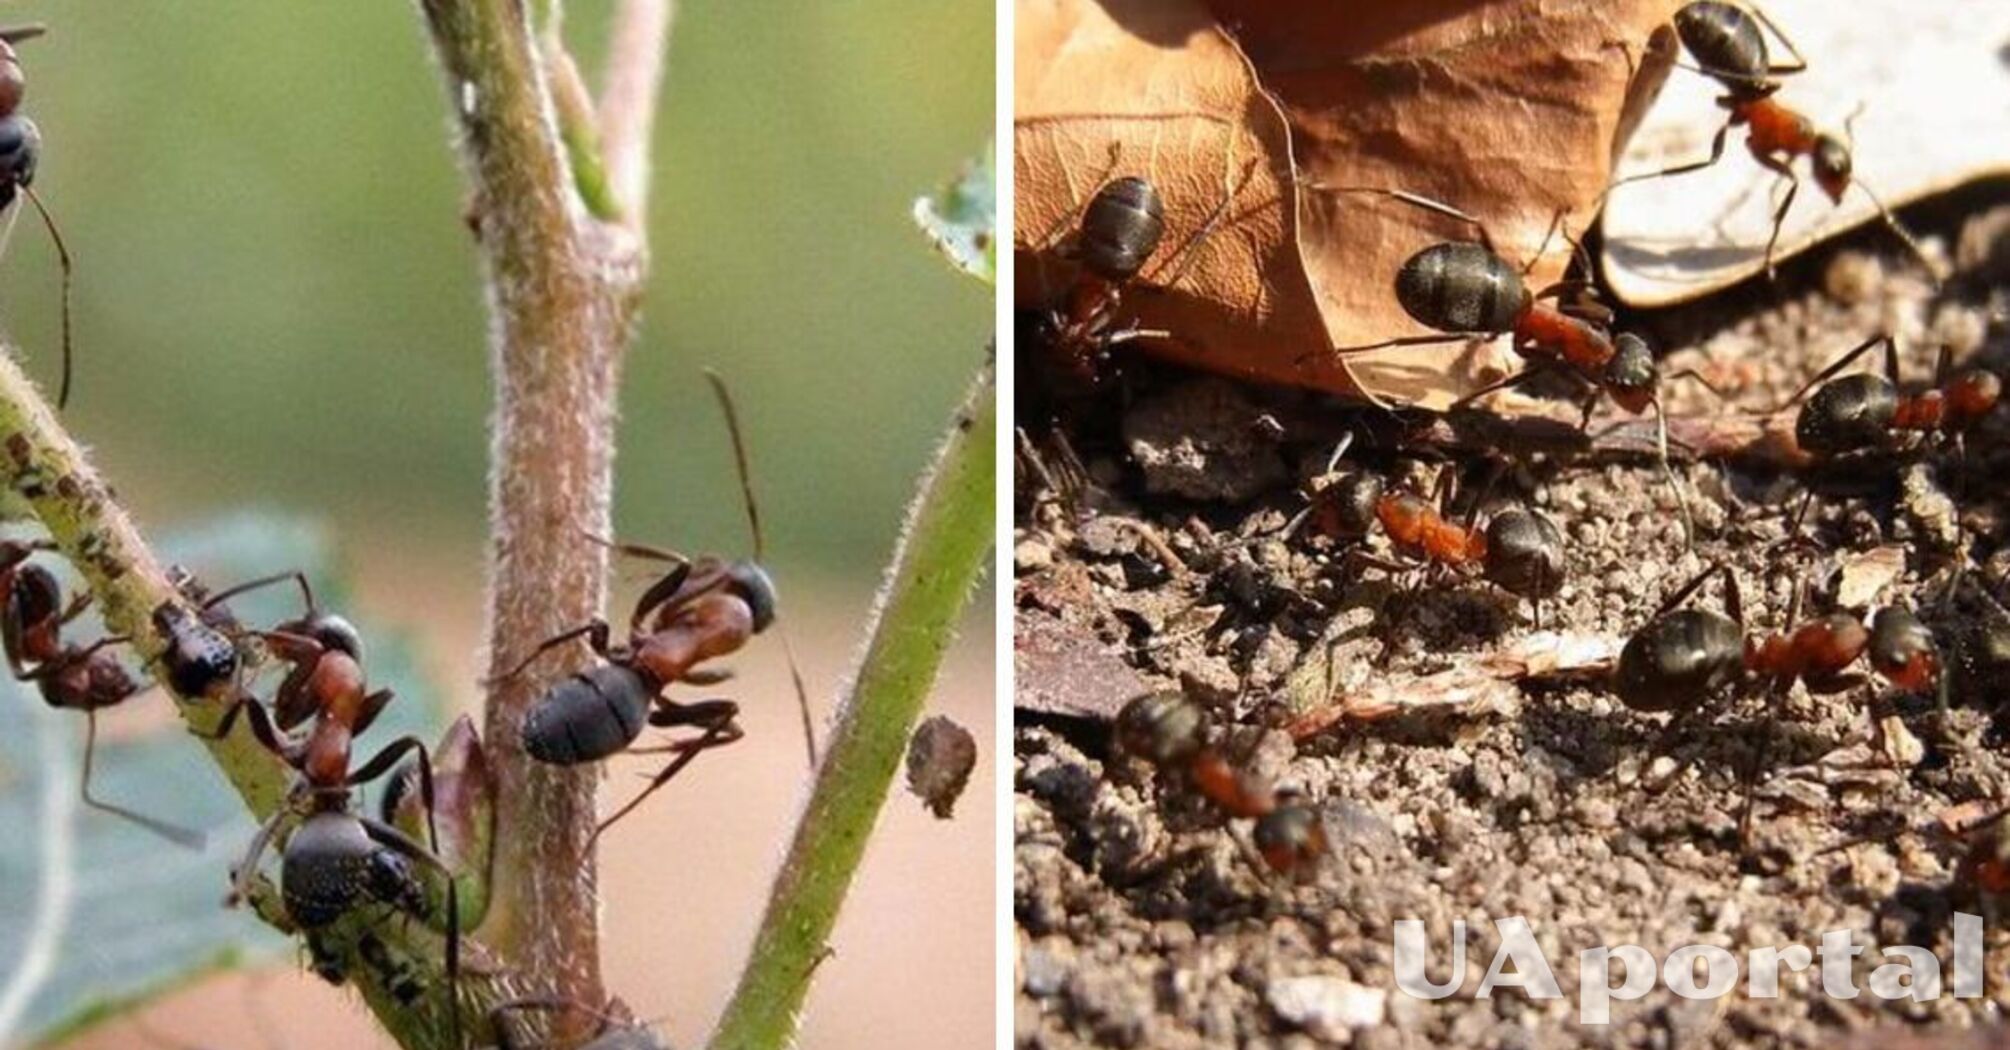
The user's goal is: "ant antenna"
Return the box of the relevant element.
[20,185,73,409]
[703,368,818,768]
[82,709,207,849]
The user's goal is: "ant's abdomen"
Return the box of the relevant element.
[1675,2,1769,86]
[522,664,652,764]
[1395,242,1525,334]
[1615,609,1744,712]
[1795,373,1896,454]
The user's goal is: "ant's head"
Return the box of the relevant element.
[724,560,777,633]
[1949,368,2003,428]
[1603,332,1659,414]
[1315,472,1384,539]
[1812,134,1853,204]
[1868,606,1938,693]
[0,113,36,193]
[1253,800,1328,878]
[279,611,364,663]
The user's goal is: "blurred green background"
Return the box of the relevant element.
[5,0,992,573]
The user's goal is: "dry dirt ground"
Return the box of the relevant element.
[1015,190,2010,1049]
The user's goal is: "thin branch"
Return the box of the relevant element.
[708,357,996,1050]
[599,0,673,228]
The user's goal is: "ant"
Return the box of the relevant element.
[0,538,205,847]
[196,571,463,1041]
[1114,690,1275,820]
[0,24,76,408]
[1285,439,1568,627]
[1252,799,1329,880]
[496,371,811,839]
[1605,2,1931,281]
[1614,562,1939,846]
[1302,189,1708,542]
[1774,333,2000,461]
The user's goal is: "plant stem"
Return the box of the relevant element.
[707,357,996,1050]
[413,0,670,1036]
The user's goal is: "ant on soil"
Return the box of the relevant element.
[195,569,463,1042]
[1280,437,1568,629]
[1300,187,1710,545]
[495,371,812,839]
[0,538,206,847]
[1113,690,1331,880]
[0,24,77,408]
[1605,2,1935,282]
[1614,562,1940,851]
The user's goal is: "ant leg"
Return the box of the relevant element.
[1448,366,1548,412]
[201,570,316,617]
[491,620,612,685]
[583,532,692,568]
[1771,489,1822,556]
[1602,122,1732,199]
[225,807,289,909]
[1652,397,1697,550]
[1753,157,1800,281]
[592,703,744,842]
[1772,332,1895,414]
[192,693,289,759]
[1519,209,1568,277]
[352,687,395,737]
[628,564,701,636]
[55,588,93,625]
[359,811,461,1047]
[1308,332,1482,360]
[1653,562,1734,619]
[17,187,72,411]
[1746,4,1810,77]
[1316,187,1501,256]
[1851,179,1940,288]
[1141,156,1259,290]
[78,710,206,848]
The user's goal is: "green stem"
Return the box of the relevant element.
[707,356,996,1050]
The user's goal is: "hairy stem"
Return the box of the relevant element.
[707,357,996,1050]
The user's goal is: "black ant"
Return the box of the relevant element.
[1606,2,1931,281]
[496,371,810,839]
[1302,189,1708,542]
[0,538,205,847]
[198,571,462,1041]
[1285,439,1568,626]
[0,24,76,408]
[1774,333,2001,461]
[1614,563,1939,846]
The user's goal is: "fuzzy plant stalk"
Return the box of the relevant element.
[412,0,670,1034]
[708,358,996,1050]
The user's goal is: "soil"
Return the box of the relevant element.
[1014,193,2010,1049]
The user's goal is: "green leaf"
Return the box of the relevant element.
[912,141,996,285]
[0,511,447,1044]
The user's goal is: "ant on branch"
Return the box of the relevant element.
[496,371,811,840]
[0,23,76,408]
[1605,2,1933,281]
[1614,563,1940,848]
[1283,438,1568,627]
[196,569,462,1040]
[0,538,205,847]
[1301,188,1710,543]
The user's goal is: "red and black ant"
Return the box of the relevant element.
[0,24,76,408]
[1775,333,2000,461]
[1302,189,1709,542]
[1285,439,1568,627]
[1606,2,1931,281]
[1614,562,1940,846]
[0,538,205,847]
[196,569,462,1040]
[496,371,811,838]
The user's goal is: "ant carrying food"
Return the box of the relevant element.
[1605,2,1933,281]
[0,24,76,408]
[1614,562,1940,847]
[1283,438,1568,627]
[495,371,811,839]
[0,538,205,847]
[1301,188,1709,543]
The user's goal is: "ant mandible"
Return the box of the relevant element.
[1301,188,1708,543]
[1614,562,1939,846]
[496,371,812,839]
[1605,2,1932,281]
[0,538,205,847]
[0,24,76,408]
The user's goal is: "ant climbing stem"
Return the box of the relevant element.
[0,25,76,409]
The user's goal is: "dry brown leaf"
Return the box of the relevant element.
[1602,0,2010,306]
[1016,0,1681,410]
[1286,630,1620,738]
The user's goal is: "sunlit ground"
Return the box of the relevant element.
[54,532,996,1050]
